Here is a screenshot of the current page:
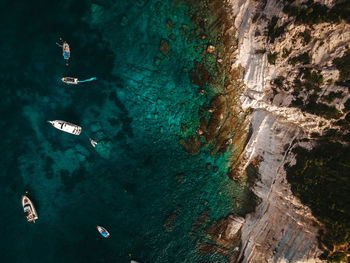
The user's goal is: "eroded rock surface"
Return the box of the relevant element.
[223,0,350,262]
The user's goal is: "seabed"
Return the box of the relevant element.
[0,0,255,262]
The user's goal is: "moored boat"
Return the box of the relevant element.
[22,196,38,223]
[89,138,98,148]
[56,38,70,65]
[97,225,110,238]
[62,41,70,62]
[62,77,78,85]
[48,120,82,135]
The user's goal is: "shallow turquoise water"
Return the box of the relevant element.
[0,1,249,262]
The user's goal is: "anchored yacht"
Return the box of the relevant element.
[89,138,98,148]
[22,196,38,223]
[62,77,78,85]
[97,225,110,238]
[56,38,70,65]
[48,120,82,135]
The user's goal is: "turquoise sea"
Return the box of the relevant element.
[0,0,253,262]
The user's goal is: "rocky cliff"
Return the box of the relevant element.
[218,0,350,262]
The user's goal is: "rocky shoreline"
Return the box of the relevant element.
[183,0,350,262]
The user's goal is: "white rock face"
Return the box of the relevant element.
[225,0,350,262]
[227,216,245,237]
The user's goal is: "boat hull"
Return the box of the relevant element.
[97,225,110,238]
[22,196,38,223]
[48,120,82,135]
[63,42,70,60]
[62,77,78,85]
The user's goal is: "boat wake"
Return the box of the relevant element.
[78,77,97,83]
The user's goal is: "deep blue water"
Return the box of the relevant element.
[0,1,249,262]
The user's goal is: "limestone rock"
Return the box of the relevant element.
[225,0,348,261]
[196,214,244,262]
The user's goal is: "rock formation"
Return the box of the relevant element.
[217,0,350,262]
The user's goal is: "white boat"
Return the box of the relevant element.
[56,39,70,65]
[89,138,98,148]
[62,42,70,61]
[97,225,110,238]
[22,196,38,223]
[62,77,78,85]
[48,120,82,135]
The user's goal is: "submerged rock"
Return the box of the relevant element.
[159,39,171,56]
[120,15,128,27]
[190,208,211,236]
[164,213,177,232]
[169,33,176,40]
[90,3,104,24]
[134,0,148,7]
[206,45,215,54]
[166,19,174,30]
[196,214,244,261]
[179,136,202,155]
[190,62,210,88]
[95,140,113,159]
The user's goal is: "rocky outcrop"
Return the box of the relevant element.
[223,0,350,262]
[196,214,244,262]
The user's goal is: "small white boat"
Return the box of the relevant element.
[62,42,70,61]
[56,39,70,65]
[48,120,82,135]
[22,196,38,223]
[62,77,78,85]
[97,225,110,238]
[89,138,98,148]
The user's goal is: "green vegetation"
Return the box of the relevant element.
[285,3,350,260]
[322,91,343,104]
[298,29,312,45]
[330,1,350,24]
[273,76,285,88]
[286,142,350,262]
[291,68,342,119]
[334,49,350,81]
[302,68,324,91]
[326,252,348,262]
[283,1,342,25]
[267,52,278,65]
[282,48,292,58]
[303,95,342,119]
[255,49,266,54]
[344,99,350,111]
[267,16,286,43]
[289,52,310,65]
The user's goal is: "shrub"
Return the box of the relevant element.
[273,76,285,88]
[286,142,350,262]
[304,99,342,119]
[298,29,312,45]
[255,49,266,54]
[302,68,324,89]
[283,2,343,25]
[322,91,343,103]
[282,48,292,58]
[268,52,278,65]
[289,52,310,65]
[267,16,286,43]
[334,49,350,81]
